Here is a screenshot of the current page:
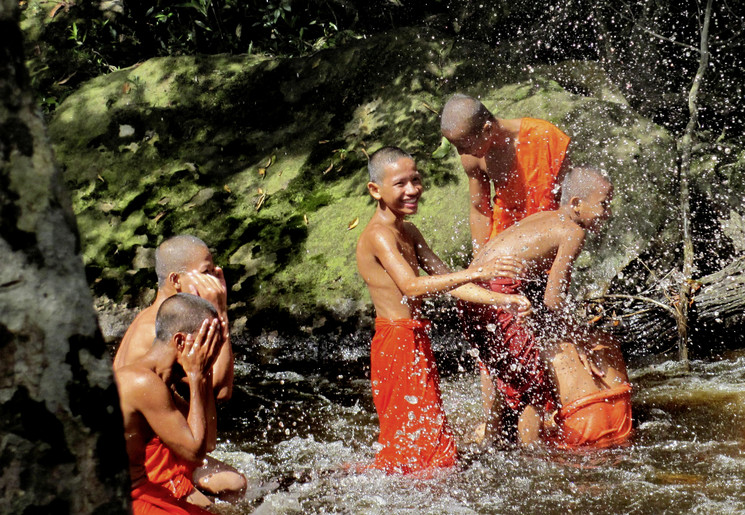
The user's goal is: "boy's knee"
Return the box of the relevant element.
[198,470,247,494]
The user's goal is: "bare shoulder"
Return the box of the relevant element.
[557,219,586,242]
[360,220,398,249]
[460,154,484,176]
[115,365,161,401]
[115,307,157,368]
[402,221,423,241]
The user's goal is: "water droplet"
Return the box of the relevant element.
[405,395,419,405]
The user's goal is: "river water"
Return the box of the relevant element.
[208,332,745,514]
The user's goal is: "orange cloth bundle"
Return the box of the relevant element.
[144,436,197,499]
[131,481,209,515]
[370,318,457,474]
[548,383,633,449]
[490,118,570,239]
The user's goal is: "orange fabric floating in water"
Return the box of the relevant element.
[489,118,570,239]
[370,318,457,474]
[548,383,633,449]
[131,481,210,515]
[144,436,197,499]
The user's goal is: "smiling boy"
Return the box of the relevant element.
[356,146,531,474]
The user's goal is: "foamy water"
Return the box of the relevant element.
[208,339,745,514]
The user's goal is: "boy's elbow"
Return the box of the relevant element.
[400,282,424,298]
[180,445,207,465]
[215,384,233,402]
[543,297,562,312]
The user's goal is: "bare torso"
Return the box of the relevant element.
[473,210,574,276]
[356,220,423,320]
[115,366,161,487]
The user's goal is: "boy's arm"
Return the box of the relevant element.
[370,225,502,298]
[463,157,493,251]
[449,283,531,316]
[185,270,234,401]
[406,225,529,314]
[544,225,585,312]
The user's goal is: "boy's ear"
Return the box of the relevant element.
[172,332,186,350]
[569,196,582,214]
[367,181,382,200]
[169,272,182,292]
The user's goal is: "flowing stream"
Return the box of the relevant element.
[208,333,745,514]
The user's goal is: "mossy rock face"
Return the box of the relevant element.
[49,28,676,336]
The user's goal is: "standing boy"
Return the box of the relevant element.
[466,166,630,446]
[440,93,571,423]
[356,146,531,474]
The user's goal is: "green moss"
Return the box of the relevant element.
[49,27,677,332]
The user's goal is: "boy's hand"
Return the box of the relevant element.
[471,256,523,281]
[186,267,228,314]
[177,318,221,376]
[495,294,532,318]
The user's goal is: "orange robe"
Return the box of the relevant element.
[144,436,198,499]
[131,481,210,515]
[489,117,570,239]
[547,383,633,449]
[370,318,457,474]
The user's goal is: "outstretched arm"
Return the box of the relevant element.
[450,283,532,317]
[371,225,502,299]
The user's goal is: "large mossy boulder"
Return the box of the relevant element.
[48,28,676,337]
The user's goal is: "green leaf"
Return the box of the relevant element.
[431,137,452,160]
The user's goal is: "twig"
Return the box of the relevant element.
[590,293,679,318]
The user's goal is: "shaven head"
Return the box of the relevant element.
[368,146,413,184]
[560,167,611,205]
[440,94,493,141]
[154,293,218,344]
[155,235,210,287]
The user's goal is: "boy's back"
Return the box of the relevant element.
[472,210,585,283]
[458,167,624,446]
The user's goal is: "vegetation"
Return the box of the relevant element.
[19,0,745,351]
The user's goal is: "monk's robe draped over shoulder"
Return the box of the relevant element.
[370,318,457,474]
[490,118,570,239]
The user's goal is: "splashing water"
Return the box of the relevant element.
[209,346,745,514]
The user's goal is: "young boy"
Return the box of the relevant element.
[356,146,531,474]
[114,235,245,505]
[465,166,631,447]
[115,293,223,515]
